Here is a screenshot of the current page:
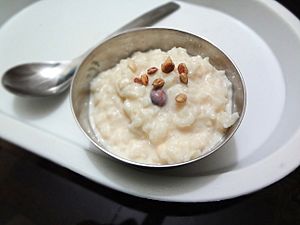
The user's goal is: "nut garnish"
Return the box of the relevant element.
[179,73,188,85]
[128,60,137,73]
[175,93,187,104]
[141,74,149,86]
[134,75,149,86]
[161,56,175,73]
[133,77,142,84]
[178,63,188,75]
[147,67,158,75]
[152,78,165,89]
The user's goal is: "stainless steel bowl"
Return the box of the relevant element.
[70,28,246,168]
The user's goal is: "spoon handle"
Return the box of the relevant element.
[114,2,179,34]
[76,2,180,60]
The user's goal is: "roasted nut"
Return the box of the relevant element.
[178,63,188,75]
[147,67,158,75]
[175,93,187,104]
[133,77,142,84]
[151,89,167,107]
[152,78,165,89]
[179,73,188,84]
[141,74,149,86]
[161,56,175,73]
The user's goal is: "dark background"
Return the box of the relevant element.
[1,1,300,224]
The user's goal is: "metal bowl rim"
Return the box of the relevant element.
[70,27,247,168]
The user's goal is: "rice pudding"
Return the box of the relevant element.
[89,47,239,165]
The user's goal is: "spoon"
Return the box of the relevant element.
[2,2,179,97]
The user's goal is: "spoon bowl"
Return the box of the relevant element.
[2,61,76,97]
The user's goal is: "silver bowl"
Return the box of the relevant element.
[70,28,246,168]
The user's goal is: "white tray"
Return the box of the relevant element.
[1,0,300,202]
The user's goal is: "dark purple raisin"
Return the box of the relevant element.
[150,89,167,107]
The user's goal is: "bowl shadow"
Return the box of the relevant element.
[84,138,238,198]
[85,147,215,197]
[162,138,239,177]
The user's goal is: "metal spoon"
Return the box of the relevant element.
[1,2,179,97]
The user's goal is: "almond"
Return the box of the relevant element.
[147,67,158,75]
[133,77,142,84]
[179,73,188,85]
[152,78,165,89]
[175,93,187,104]
[141,74,149,86]
[178,63,188,75]
[161,56,175,73]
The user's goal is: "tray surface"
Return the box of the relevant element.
[0,0,300,202]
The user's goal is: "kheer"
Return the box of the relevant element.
[89,47,239,165]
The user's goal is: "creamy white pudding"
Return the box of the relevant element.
[89,47,239,165]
